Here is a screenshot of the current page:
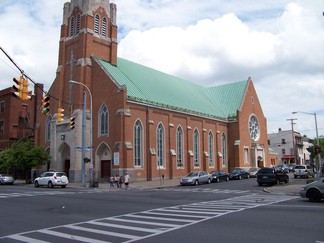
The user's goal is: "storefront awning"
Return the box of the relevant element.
[282,155,295,159]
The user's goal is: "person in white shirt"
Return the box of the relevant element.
[124,173,130,190]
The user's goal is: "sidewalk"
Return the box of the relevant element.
[262,178,313,196]
[69,178,181,190]
[60,177,307,196]
[14,177,310,196]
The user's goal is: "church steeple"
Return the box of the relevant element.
[58,0,118,67]
[54,0,118,113]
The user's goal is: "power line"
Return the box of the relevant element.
[0,46,67,104]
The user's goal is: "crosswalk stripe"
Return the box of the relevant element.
[143,210,207,219]
[7,234,50,243]
[108,217,180,227]
[64,225,142,240]
[125,214,195,223]
[38,229,110,243]
[88,221,163,233]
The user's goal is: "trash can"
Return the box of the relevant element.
[91,181,99,188]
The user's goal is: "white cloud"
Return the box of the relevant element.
[1,0,323,138]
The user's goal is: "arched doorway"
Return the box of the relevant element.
[257,156,264,168]
[96,142,112,179]
[58,142,70,177]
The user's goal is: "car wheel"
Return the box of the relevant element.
[308,189,322,202]
[194,180,199,186]
[294,175,297,179]
[258,182,262,186]
[247,174,250,179]
[34,181,39,188]
[238,175,242,180]
[226,177,229,182]
[48,181,53,188]
[207,178,211,184]
[216,178,220,183]
[285,177,289,183]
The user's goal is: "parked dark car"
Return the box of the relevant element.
[210,170,229,183]
[257,167,289,186]
[229,168,250,180]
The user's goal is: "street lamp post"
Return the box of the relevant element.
[69,80,93,186]
[292,111,321,179]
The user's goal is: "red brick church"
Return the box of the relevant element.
[38,0,274,182]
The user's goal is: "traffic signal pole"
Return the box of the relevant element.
[81,91,86,187]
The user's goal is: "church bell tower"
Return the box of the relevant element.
[48,0,118,183]
[55,0,117,110]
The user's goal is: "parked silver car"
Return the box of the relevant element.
[34,172,69,188]
[300,178,324,202]
[0,174,14,185]
[180,171,212,186]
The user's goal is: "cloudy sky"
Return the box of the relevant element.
[0,0,323,139]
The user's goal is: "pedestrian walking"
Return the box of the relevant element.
[115,175,120,188]
[119,176,123,189]
[109,175,114,188]
[124,172,130,190]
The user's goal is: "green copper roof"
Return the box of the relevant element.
[96,57,248,121]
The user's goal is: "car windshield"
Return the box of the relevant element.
[186,172,199,177]
[56,172,66,177]
[295,165,305,169]
[231,169,240,173]
[259,168,274,174]
[249,168,258,172]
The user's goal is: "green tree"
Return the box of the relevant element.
[0,138,51,182]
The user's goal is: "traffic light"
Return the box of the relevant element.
[21,77,31,101]
[42,94,50,115]
[70,116,75,130]
[57,106,64,123]
[12,76,23,100]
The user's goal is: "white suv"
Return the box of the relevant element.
[294,165,314,179]
[34,172,69,188]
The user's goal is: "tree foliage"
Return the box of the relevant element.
[0,138,51,175]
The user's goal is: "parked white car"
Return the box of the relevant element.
[294,165,314,178]
[34,172,69,188]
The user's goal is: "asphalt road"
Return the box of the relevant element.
[0,176,323,243]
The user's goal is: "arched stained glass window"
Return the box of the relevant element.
[208,131,214,167]
[99,105,108,136]
[176,126,183,168]
[157,123,165,167]
[134,120,143,167]
[222,133,227,167]
[193,129,200,167]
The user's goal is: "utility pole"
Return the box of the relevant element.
[287,118,297,164]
